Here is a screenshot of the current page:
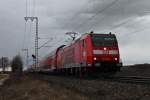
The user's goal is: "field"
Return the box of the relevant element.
[0,74,8,80]
[0,64,150,100]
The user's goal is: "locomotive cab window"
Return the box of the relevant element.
[92,35,117,47]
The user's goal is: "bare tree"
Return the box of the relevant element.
[11,55,23,78]
[0,57,9,73]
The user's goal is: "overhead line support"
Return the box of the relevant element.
[24,17,38,69]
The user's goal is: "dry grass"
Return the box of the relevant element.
[0,74,8,80]
[116,64,150,77]
[32,74,150,100]
[1,73,149,100]
[1,63,150,100]
[0,74,89,100]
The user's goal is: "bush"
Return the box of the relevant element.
[11,55,23,78]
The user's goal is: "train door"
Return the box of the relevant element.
[82,39,87,66]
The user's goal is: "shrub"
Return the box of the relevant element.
[11,55,23,78]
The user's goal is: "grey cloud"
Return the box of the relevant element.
[0,0,150,64]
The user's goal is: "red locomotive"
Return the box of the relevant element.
[30,32,122,75]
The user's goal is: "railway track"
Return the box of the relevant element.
[29,72,150,85]
[105,76,150,84]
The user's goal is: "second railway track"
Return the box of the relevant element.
[29,73,150,85]
[105,76,150,85]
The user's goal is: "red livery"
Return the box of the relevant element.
[29,32,122,75]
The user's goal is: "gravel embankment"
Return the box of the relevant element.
[116,64,150,77]
[0,74,89,100]
[1,64,150,100]
[32,74,150,100]
[1,73,150,100]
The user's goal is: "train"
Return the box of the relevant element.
[28,32,123,76]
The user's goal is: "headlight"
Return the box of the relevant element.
[114,57,118,61]
[94,57,97,60]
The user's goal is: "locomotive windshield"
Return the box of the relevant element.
[92,35,117,46]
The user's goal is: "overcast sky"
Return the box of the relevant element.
[0,0,150,65]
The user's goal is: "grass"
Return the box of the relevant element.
[1,73,150,100]
[0,74,8,80]
[0,74,89,100]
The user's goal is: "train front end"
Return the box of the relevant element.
[91,33,122,72]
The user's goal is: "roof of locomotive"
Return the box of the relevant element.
[64,32,116,46]
[80,32,116,40]
[84,32,115,36]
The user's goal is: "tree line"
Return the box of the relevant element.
[0,57,9,72]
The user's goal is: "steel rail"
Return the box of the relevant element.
[105,76,150,84]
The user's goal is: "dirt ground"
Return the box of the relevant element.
[0,74,89,100]
[0,64,150,100]
[0,73,150,100]
[0,74,8,86]
[0,74,8,80]
[116,64,150,77]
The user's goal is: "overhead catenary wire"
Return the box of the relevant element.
[38,2,87,47]
[23,0,150,59]
[88,4,150,35]
[21,0,29,66]
[109,16,147,32]
[52,1,119,48]
[115,25,150,45]
[80,0,148,34]
[61,0,92,30]
[27,21,33,48]
[75,0,120,32]
[109,18,134,31]
[22,0,28,50]
[38,38,53,49]
[22,0,38,65]
[49,0,120,47]
[22,22,27,49]
[112,15,150,38]
[26,0,38,50]
[26,0,28,17]
[115,15,150,31]
[38,37,65,59]
[119,26,150,39]
[32,0,36,17]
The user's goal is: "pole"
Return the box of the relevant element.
[22,49,29,66]
[35,17,38,68]
[1,57,6,73]
[2,57,4,73]
[24,17,38,68]
[27,49,29,66]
